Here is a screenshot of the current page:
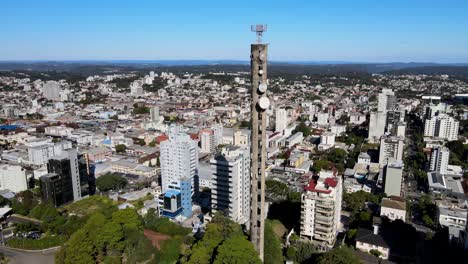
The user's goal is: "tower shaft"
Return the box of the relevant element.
[250,43,268,261]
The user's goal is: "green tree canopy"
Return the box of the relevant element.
[96,173,128,192]
[115,144,127,153]
[213,236,261,264]
[293,122,311,137]
[317,246,361,264]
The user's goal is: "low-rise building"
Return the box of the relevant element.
[356,225,390,260]
[380,196,406,222]
[111,160,157,178]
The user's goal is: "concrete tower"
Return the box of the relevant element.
[249,24,269,261]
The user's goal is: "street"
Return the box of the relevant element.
[0,246,58,264]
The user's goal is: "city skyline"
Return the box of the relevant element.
[3,0,468,63]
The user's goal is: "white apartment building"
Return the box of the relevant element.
[275,108,288,132]
[0,163,29,193]
[383,160,403,197]
[27,140,73,166]
[318,132,336,151]
[316,112,329,127]
[424,114,459,141]
[349,113,366,125]
[233,130,249,147]
[200,129,215,154]
[377,88,396,112]
[429,146,450,174]
[210,146,250,225]
[368,111,386,143]
[160,125,199,193]
[379,136,404,167]
[300,172,342,250]
[42,81,61,100]
[130,81,143,96]
[212,124,224,146]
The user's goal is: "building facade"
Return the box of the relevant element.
[300,172,342,250]
[424,114,459,141]
[210,146,250,225]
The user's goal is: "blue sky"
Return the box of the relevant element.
[2,0,468,62]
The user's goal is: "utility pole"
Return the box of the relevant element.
[249,24,269,261]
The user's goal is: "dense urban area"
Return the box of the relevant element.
[0,62,467,264]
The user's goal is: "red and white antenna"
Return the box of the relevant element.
[251,24,267,43]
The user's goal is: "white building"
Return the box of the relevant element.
[429,146,450,174]
[316,112,329,126]
[27,140,73,166]
[200,129,215,154]
[130,81,143,96]
[142,106,166,131]
[330,125,346,136]
[275,108,288,133]
[210,146,250,225]
[318,132,336,151]
[396,123,406,137]
[349,113,366,125]
[424,114,459,141]
[368,111,386,143]
[286,132,304,148]
[377,88,396,112]
[300,171,342,250]
[357,152,371,166]
[356,225,390,260]
[383,160,403,197]
[45,126,74,137]
[42,81,61,100]
[380,196,406,222]
[0,163,29,193]
[233,130,249,147]
[160,125,199,194]
[437,201,467,242]
[379,136,404,167]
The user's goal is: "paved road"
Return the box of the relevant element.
[7,215,42,226]
[0,246,58,264]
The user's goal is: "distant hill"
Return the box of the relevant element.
[1,61,467,77]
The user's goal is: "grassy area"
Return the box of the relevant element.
[62,195,118,217]
[6,235,65,250]
[270,219,287,239]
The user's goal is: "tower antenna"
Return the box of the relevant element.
[251,24,267,44]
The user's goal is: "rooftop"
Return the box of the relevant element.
[381,196,406,211]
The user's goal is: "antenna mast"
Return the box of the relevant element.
[251,24,267,44]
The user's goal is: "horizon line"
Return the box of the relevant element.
[1,59,468,65]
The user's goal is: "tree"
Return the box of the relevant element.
[60,229,95,264]
[112,208,143,231]
[96,173,128,192]
[312,159,332,173]
[369,249,382,258]
[266,180,289,200]
[264,220,284,264]
[115,144,127,153]
[293,122,311,137]
[213,236,261,264]
[317,246,361,264]
[286,240,315,263]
